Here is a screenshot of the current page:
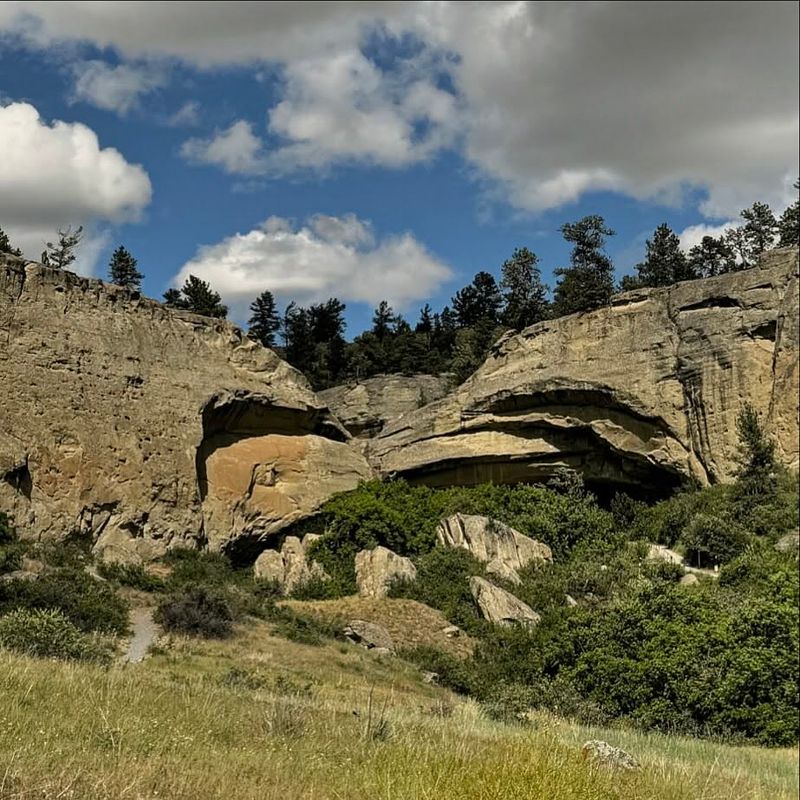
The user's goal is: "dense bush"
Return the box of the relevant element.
[0,569,129,634]
[154,585,234,638]
[680,513,750,567]
[309,479,616,590]
[0,608,113,663]
[261,600,340,646]
[97,561,166,592]
[0,513,24,574]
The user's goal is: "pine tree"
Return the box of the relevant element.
[247,290,281,348]
[635,223,695,287]
[778,179,799,247]
[178,275,228,318]
[452,271,501,327]
[416,304,434,335]
[46,225,83,269]
[500,247,549,330]
[162,288,185,308]
[0,226,22,256]
[740,201,778,261]
[687,235,737,277]
[734,402,778,505]
[552,215,615,316]
[107,245,143,289]
[372,301,394,342]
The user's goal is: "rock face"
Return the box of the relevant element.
[253,534,328,594]
[469,576,540,627]
[0,256,372,562]
[320,374,452,437]
[437,514,552,584]
[355,546,417,598]
[370,250,799,495]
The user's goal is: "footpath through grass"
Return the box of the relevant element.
[0,618,796,800]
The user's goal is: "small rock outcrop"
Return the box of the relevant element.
[774,530,799,555]
[469,576,540,627]
[370,249,799,494]
[0,255,373,562]
[355,546,417,598]
[437,514,552,584]
[320,374,452,437]
[343,619,395,653]
[680,573,699,586]
[253,535,328,594]
[581,740,640,771]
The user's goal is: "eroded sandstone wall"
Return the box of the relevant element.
[0,256,371,562]
[369,249,799,495]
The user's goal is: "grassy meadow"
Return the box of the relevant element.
[1,616,796,800]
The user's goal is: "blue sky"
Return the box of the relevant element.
[0,2,797,334]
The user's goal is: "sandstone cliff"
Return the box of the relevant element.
[0,255,372,562]
[320,373,452,437]
[369,249,799,496]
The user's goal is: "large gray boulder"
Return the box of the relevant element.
[437,513,552,584]
[469,576,540,628]
[355,546,417,598]
[343,619,395,652]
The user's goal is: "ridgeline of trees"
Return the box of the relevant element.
[1,183,797,390]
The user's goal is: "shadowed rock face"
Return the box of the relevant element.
[320,374,453,437]
[0,256,372,562]
[369,249,799,496]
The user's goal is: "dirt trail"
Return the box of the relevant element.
[124,607,158,663]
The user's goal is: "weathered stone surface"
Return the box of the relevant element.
[774,530,799,554]
[253,534,328,593]
[343,619,395,652]
[437,513,552,584]
[469,576,540,627]
[581,740,640,771]
[320,374,452,437]
[370,250,799,494]
[0,256,372,561]
[680,573,699,586]
[355,546,417,598]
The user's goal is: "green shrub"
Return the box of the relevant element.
[0,512,16,545]
[154,585,234,638]
[680,513,750,567]
[0,569,129,634]
[0,608,113,663]
[97,561,165,592]
[398,645,479,695]
[482,681,538,724]
[261,601,339,646]
[389,547,485,633]
[163,549,240,588]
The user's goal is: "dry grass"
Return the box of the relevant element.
[0,619,796,800]
[281,596,476,657]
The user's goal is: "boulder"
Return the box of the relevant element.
[581,740,640,771]
[343,619,395,652]
[680,573,699,586]
[0,254,373,561]
[355,546,417,598]
[774,530,799,555]
[469,576,540,628]
[565,594,578,607]
[647,544,684,565]
[369,249,799,493]
[253,534,328,594]
[436,514,552,584]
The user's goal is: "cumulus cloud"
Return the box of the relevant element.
[70,60,166,114]
[171,213,452,316]
[1,2,797,218]
[166,100,201,127]
[678,221,738,252]
[0,102,151,270]
[181,120,265,174]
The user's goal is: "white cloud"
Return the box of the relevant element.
[167,100,201,127]
[1,2,797,218]
[678,222,738,252]
[171,213,452,317]
[70,60,166,114]
[181,120,265,174]
[0,102,152,269]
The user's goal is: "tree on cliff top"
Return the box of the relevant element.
[635,223,696,287]
[247,290,281,348]
[164,275,227,318]
[0,226,22,257]
[45,225,83,269]
[501,247,549,330]
[552,215,615,315]
[108,245,143,290]
[778,179,799,248]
